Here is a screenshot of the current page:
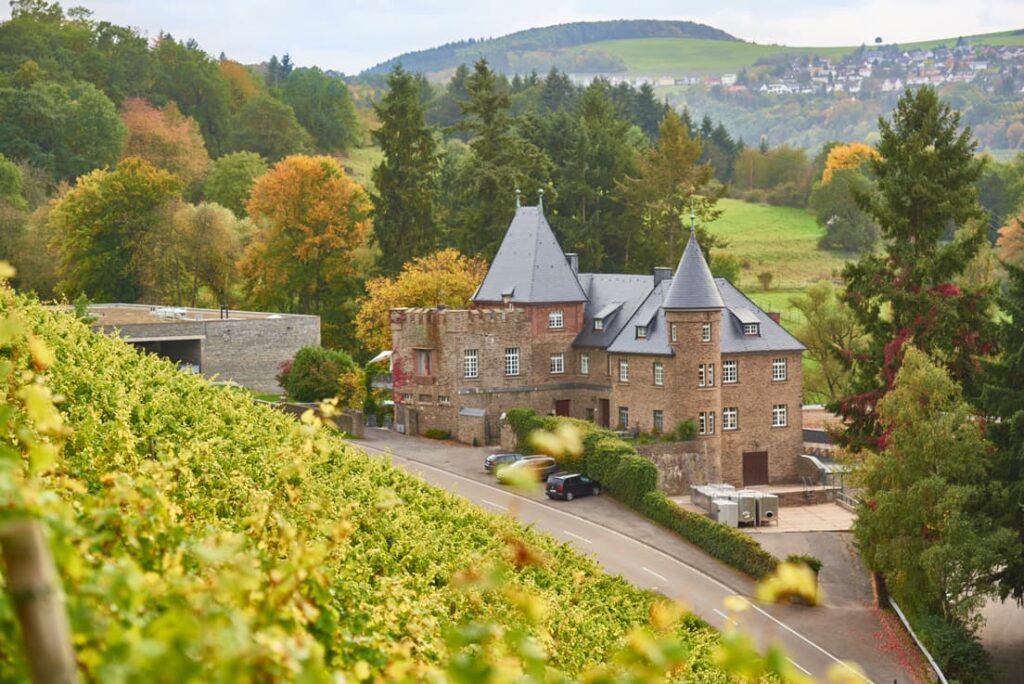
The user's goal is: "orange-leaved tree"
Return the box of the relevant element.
[355,248,488,352]
[821,142,880,183]
[240,154,371,314]
[120,98,211,188]
[997,208,1024,267]
[218,59,262,111]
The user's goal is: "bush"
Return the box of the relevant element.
[506,407,545,446]
[908,608,994,684]
[279,345,359,402]
[673,420,697,441]
[786,553,823,575]
[424,428,450,440]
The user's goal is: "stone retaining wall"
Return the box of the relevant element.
[634,440,720,495]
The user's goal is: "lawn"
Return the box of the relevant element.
[706,197,850,290]
[339,144,383,192]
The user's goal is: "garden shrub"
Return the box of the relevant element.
[673,419,697,441]
[907,607,994,684]
[424,428,450,440]
[785,553,823,575]
[279,345,359,402]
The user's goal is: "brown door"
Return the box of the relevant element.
[555,400,571,417]
[742,451,769,486]
[598,399,610,428]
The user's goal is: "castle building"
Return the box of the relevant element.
[389,205,805,486]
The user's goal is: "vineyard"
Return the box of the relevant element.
[0,287,730,682]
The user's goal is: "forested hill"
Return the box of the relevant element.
[363,19,736,77]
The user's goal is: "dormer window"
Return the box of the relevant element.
[635,325,647,339]
[548,309,563,329]
[743,322,760,336]
[594,318,605,331]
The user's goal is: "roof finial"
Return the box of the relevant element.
[689,201,696,237]
[538,187,544,212]
[515,187,521,209]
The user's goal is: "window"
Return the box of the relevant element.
[585,407,595,422]
[505,347,520,376]
[548,309,563,329]
[723,360,738,384]
[635,325,647,339]
[772,404,788,427]
[550,352,565,374]
[415,349,431,375]
[594,318,605,331]
[463,349,479,378]
[698,364,706,387]
[618,407,629,429]
[707,363,715,387]
[580,352,590,375]
[653,410,664,433]
[618,359,629,382]
[418,394,432,404]
[401,392,412,402]
[671,323,678,342]
[772,357,787,382]
[743,322,760,336]
[702,322,711,342]
[723,407,738,430]
[699,411,716,435]
[438,395,451,406]
[653,362,664,386]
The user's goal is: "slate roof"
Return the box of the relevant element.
[662,230,724,310]
[472,206,587,304]
[716,279,805,353]
[605,280,674,355]
[573,274,652,348]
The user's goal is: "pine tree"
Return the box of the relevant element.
[981,262,1024,605]
[838,87,992,447]
[371,65,441,275]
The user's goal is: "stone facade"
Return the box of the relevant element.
[89,304,320,394]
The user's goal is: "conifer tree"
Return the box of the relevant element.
[838,87,993,447]
[371,65,441,275]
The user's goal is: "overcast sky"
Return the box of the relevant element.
[3,0,1022,73]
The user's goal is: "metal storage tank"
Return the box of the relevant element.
[736,492,758,525]
[712,499,738,527]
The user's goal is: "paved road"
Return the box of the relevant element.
[349,429,923,683]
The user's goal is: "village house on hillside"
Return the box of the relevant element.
[389,205,805,486]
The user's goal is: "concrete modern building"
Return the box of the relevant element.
[390,205,806,486]
[86,304,320,393]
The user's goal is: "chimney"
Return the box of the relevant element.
[767,311,781,323]
[565,253,579,274]
[653,267,673,286]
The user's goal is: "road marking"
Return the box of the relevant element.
[354,438,873,683]
[481,499,507,511]
[642,566,668,583]
[788,658,811,675]
[562,529,593,545]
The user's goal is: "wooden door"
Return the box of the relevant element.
[742,451,769,486]
[598,399,610,428]
[555,400,571,417]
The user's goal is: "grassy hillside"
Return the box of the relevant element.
[707,197,849,290]
[0,290,726,681]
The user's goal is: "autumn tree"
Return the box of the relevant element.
[218,58,262,111]
[169,202,247,306]
[203,151,268,217]
[855,347,1014,654]
[227,94,313,162]
[838,87,993,447]
[820,142,880,183]
[371,64,441,275]
[120,97,211,189]
[51,156,182,301]
[240,155,371,315]
[355,249,487,353]
[790,281,866,402]
[996,208,1024,267]
[616,108,721,271]
[282,67,359,152]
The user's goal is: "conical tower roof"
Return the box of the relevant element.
[662,229,724,310]
[472,206,587,304]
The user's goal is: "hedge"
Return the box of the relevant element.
[905,605,994,684]
[511,408,784,580]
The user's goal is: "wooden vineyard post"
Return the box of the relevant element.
[0,519,77,684]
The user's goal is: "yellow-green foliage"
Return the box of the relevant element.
[0,289,729,682]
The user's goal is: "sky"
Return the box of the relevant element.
[2,0,1022,74]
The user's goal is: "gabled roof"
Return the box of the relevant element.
[662,230,724,310]
[606,280,674,355]
[472,206,587,304]
[573,274,653,348]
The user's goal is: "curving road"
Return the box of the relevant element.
[351,428,922,683]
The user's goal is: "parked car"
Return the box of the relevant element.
[545,473,601,501]
[496,456,559,483]
[484,452,525,473]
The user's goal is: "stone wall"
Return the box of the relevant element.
[635,440,720,494]
[97,314,320,394]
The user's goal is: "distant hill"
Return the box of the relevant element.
[363,20,1024,81]
[362,19,736,77]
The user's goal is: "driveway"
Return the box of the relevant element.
[348,428,927,683]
